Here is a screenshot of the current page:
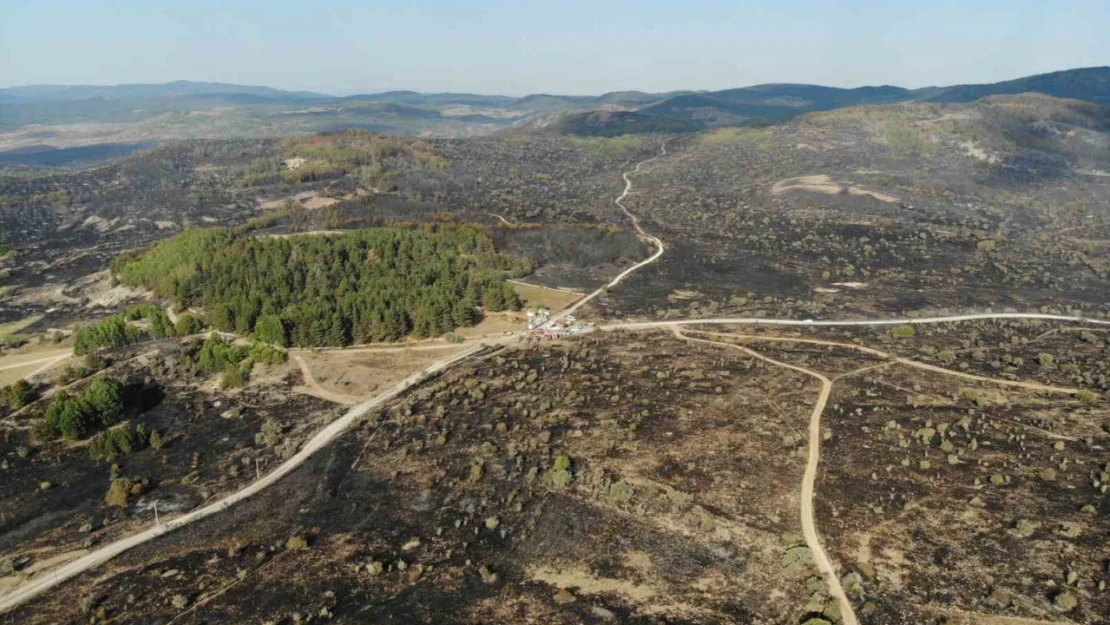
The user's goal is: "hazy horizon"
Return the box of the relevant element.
[2,64,1107,99]
[2,0,1108,96]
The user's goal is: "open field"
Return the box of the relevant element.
[454,312,528,339]
[509,280,583,310]
[0,348,72,371]
[0,351,72,386]
[291,344,469,403]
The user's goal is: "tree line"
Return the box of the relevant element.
[112,225,531,347]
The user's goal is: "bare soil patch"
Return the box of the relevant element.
[771,174,900,204]
[291,344,468,401]
[509,281,582,311]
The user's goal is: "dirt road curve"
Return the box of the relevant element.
[674,329,858,625]
[290,354,360,405]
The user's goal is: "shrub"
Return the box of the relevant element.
[84,353,107,371]
[248,342,287,366]
[259,419,283,446]
[73,315,142,356]
[124,304,176,338]
[173,313,205,336]
[45,392,94,439]
[220,365,249,389]
[149,430,165,449]
[51,365,91,386]
[89,426,138,461]
[43,378,127,440]
[1053,590,1077,612]
[30,419,56,442]
[892,325,916,338]
[82,377,125,425]
[548,453,574,488]
[253,314,288,347]
[104,478,134,506]
[1075,389,1098,403]
[198,334,249,374]
[1,379,35,409]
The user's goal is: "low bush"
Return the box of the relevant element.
[0,379,34,409]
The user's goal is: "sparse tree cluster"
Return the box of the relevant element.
[42,377,126,440]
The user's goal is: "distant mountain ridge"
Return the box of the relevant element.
[1,67,1107,143]
[6,67,1106,110]
[0,80,328,102]
[631,68,1110,129]
[916,67,1110,105]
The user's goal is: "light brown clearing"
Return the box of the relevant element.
[302,196,338,210]
[291,344,468,403]
[527,561,659,603]
[509,281,582,311]
[771,174,900,203]
[454,312,527,339]
[0,348,73,386]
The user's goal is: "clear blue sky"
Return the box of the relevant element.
[1,0,1107,95]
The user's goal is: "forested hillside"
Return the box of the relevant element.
[111,226,531,346]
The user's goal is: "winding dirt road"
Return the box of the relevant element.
[673,328,857,625]
[558,140,669,320]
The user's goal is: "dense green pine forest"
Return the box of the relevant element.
[112,226,531,346]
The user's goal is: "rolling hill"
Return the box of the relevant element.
[632,67,1110,128]
[2,67,1107,152]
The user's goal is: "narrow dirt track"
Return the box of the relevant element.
[558,140,670,320]
[689,331,1086,396]
[290,343,464,356]
[0,351,70,374]
[291,354,360,405]
[673,328,859,625]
